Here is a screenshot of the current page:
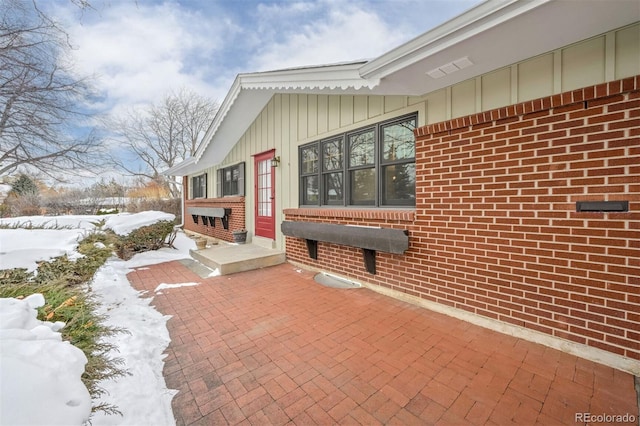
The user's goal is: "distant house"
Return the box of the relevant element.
[75,197,129,214]
[166,0,640,373]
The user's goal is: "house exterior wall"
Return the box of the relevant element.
[285,75,640,367]
[184,198,246,242]
[424,23,639,124]
[189,93,425,245]
[181,23,640,369]
[186,24,639,248]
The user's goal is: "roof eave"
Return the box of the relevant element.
[193,63,380,167]
[359,0,543,80]
[162,157,199,176]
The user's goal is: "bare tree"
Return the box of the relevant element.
[107,88,218,197]
[0,0,103,180]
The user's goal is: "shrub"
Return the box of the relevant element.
[114,220,177,260]
[33,232,115,286]
[4,193,42,216]
[97,208,119,215]
[0,218,175,417]
[0,268,129,414]
[127,198,181,223]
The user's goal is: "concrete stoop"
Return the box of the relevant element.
[189,243,285,275]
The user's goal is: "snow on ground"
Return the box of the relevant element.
[0,228,87,271]
[0,214,103,230]
[155,282,200,293]
[0,212,199,426]
[0,294,92,425]
[104,211,175,236]
[0,212,179,273]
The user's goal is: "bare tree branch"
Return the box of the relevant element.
[105,88,218,197]
[0,0,104,180]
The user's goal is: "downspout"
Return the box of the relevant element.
[178,177,185,228]
[172,176,185,229]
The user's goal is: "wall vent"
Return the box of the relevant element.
[576,201,628,212]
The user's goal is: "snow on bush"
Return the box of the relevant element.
[0,294,92,425]
[103,211,175,236]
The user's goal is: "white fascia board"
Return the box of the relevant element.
[196,89,275,166]
[162,157,197,177]
[240,62,376,91]
[193,77,243,162]
[359,0,545,79]
[193,62,380,167]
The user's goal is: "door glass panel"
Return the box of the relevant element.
[257,159,272,217]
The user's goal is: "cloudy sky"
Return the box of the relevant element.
[45,0,481,119]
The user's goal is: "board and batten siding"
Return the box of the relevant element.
[190,22,639,248]
[207,93,425,247]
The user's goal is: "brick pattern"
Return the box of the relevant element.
[128,262,638,425]
[284,209,420,290]
[284,75,640,361]
[184,196,246,242]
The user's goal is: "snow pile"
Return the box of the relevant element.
[0,212,200,425]
[103,211,175,235]
[0,212,176,272]
[155,282,200,293]
[0,294,92,425]
[0,228,86,272]
[89,260,178,426]
[0,214,102,230]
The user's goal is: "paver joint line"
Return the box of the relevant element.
[128,261,639,426]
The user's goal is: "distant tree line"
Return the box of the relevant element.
[1,174,180,219]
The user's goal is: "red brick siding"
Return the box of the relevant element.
[284,75,640,361]
[184,196,246,242]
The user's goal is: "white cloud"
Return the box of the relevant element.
[246,0,479,72]
[37,0,479,184]
[252,2,407,71]
[54,1,233,116]
[51,0,479,116]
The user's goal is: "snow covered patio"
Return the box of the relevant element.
[128,262,638,425]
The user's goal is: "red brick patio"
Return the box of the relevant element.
[127,261,638,425]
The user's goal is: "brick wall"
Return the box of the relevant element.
[284,75,640,361]
[283,209,417,282]
[184,195,246,242]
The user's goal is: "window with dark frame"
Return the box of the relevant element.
[299,113,417,207]
[217,162,245,197]
[192,173,207,199]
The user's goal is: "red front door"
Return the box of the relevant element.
[254,150,276,239]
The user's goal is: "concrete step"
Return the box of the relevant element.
[190,243,286,275]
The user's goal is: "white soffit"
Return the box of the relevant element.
[361,0,640,95]
[192,61,378,168]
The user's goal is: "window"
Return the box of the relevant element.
[217,162,245,197]
[299,113,416,207]
[300,145,319,205]
[322,137,343,204]
[192,173,206,198]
